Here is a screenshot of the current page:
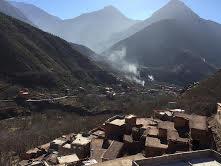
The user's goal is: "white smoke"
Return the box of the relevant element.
[107,47,145,86]
[148,75,154,82]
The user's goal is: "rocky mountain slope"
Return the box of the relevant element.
[0,11,116,90]
[10,2,138,53]
[179,70,221,115]
[0,0,32,25]
[106,0,221,86]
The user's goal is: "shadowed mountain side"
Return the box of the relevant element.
[179,70,221,116]
[0,12,117,89]
[106,18,221,85]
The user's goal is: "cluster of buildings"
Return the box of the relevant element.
[18,109,213,166]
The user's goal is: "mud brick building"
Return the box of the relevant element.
[105,117,126,140]
[102,140,124,161]
[158,121,176,139]
[90,138,107,162]
[144,137,168,157]
[71,134,91,159]
[19,112,213,166]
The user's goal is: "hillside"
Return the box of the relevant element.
[106,0,221,86]
[11,2,138,53]
[0,0,32,25]
[178,70,221,115]
[0,11,116,90]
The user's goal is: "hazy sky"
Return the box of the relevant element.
[10,0,221,23]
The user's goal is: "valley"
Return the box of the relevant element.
[0,0,221,165]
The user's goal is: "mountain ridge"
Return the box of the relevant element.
[11,2,138,52]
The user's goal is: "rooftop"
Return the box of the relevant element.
[167,130,189,143]
[158,121,176,131]
[145,137,168,149]
[102,140,124,161]
[94,154,145,166]
[174,112,191,120]
[57,154,79,164]
[136,118,158,129]
[109,119,126,126]
[133,150,221,166]
[52,138,67,146]
[143,127,159,138]
[72,134,91,146]
[125,114,137,119]
[90,138,106,162]
[189,115,208,131]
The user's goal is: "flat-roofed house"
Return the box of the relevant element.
[105,118,126,140]
[59,143,75,156]
[49,138,67,151]
[189,115,209,149]
[21,147,45,160]
[102,140,124,161]
[57,154,79,165]
[72,134,91,159]
[90,138,107,163]
[154,110,173,121]
[173,113,191,129]
[123,134,142,154]
[158,121,176,139]
[144,137,168,157]
[125,115,137,134]
[167,130,190,153]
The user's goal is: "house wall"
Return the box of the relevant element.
[174,117,189,129]
[217,104,221,120]
[145,146,166,157]
[105,123,125,140]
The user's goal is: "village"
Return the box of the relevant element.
[17,101,220,166]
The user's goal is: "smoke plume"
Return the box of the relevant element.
[107,47,145,86]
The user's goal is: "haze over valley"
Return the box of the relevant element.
[1,0,221,165]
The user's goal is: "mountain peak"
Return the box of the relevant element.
[102,5,121,14]
[168,0,185,5]
[151,0,199,22]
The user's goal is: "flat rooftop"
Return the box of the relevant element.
[143,127,159,138]
[90,138,106,162]
[72,134,91,146]
[57,154,79,164]
[145,137,168,149]
[167,130,189,143]
[189,115,208,131]
[102,140,124,161]
[158,121,176,131]
[136,118,158,129]
[109,119,126,126]
[133,150,221,166]
[126,114,137,119]
[174,112,191,120]
[94,154,145,166]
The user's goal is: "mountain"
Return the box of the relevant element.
[10,2,139,52]
[10,1,61,34]
[106,0,221,86]
[0,11,117,89]
[0,0,32,25]
[178,70,221,116]
[70,43,97,59]
[107,0,200,45]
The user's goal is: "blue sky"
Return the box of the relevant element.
[10,0,221,23]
